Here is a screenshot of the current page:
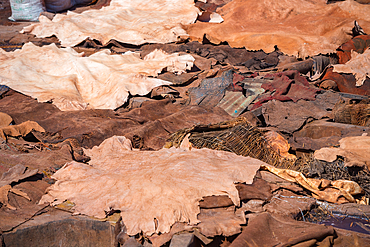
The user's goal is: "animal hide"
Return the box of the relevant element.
[39,136,262,235]
[0,43,194,111]
[21,0,199,47]
[186,0,370,57]
[333,49,370,87]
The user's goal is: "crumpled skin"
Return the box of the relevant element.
[21,0,199,47]
[197,207,245,237]
[0,164,39,188]
[229,212,335,247]
[0,112,12,128]
[186,0,370,57]
[261,99,331,134]
[251,70,320,109]
[264,131,296,160]
[0,43,194,111]
[337,35,370,64]
[262,165,364,203]
[0,120,45,141]
[321,67,370,96]
[187,70,233,108]
[0,185,31,210]
[333,48,370,87]
[0,165,37,210]
[39,136,263,236]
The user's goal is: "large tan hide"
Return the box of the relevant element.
[40,136,262,235]
[186,0,370,57]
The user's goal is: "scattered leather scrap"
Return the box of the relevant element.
[229,212,336,247]
[264,131,296,160]
[199,195,234,209]
[0,203,49,231]
[0,185,30,210]
[0,165,37,210]
[187,70,233,108]
[252,70,320,109]
[0,145,74,174]
[140,42,281,68]
[149,223,194,247]
[0,91,232,150]
[0,112,12,128]
[262,165,364,204]
[1,0,370,244]
[236,177,272,201]
[194,0,232,12]
[0,164,38,187]
[197,207,245,237]
[337,35,370,64]
[333,48,370,87]
[261,98,332,133]
[0,120,45,141]
[263,190,316,218]
[321,67,370,96]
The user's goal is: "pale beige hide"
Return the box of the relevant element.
[0,43,194,111]
[21,0,199,47]
[314,136,370,168]
[333,48,370,86]
[186,0,370,57]
[39,136,262,235]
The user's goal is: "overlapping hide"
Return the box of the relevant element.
[0,43,194,111]
[229,213,335,247]
[21,0,199,47]
[262,165,364,204]
[186,0,370,57]
[314,136,370,169]
[0,120,44,140]
[39,136,263,235]
[333,48,370,86]
[0,165,38,210]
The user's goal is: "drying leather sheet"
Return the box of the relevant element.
[21,0,199,47]
[39,136,262,235]
[186,0,370,57]
[0,43,194,111]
